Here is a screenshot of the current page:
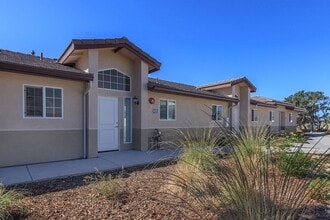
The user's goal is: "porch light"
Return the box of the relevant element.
[133,96,139,105]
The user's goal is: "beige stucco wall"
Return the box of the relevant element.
[250,104,297,133]
[0,130,83,167]
[98,49,134,75]
[146,91,230,129]
[134,91,231,151]
[76,49,144,154]
[0,71,84,130]
[0,71,85,167]
[212,87,232,96]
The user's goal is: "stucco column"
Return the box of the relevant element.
[133,60,149,151]
[239,86,251,128]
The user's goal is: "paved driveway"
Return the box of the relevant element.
[298,133,330,154]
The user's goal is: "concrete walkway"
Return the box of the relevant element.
[295,133,330,154]
[0,149,179,186]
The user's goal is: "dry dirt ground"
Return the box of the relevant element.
[7,162,330,220]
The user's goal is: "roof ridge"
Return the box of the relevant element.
[0,49,56,62]
[71,37,127,42]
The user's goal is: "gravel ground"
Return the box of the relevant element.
[7,162,330,220]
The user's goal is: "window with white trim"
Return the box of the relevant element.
[289,113,293,123]
[212,105,223,121]
[45,88,62,117]
[24,85,63,118]
[269,111,275,122]
[160,99,176,120]
[98,69,130,91]
[251,109,258,122]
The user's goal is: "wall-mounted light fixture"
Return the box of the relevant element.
[148,97,155,104]
[133,96,139,105]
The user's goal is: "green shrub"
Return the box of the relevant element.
[84,171,121,199]
[0,184,24,220]
[271,132,306,150]
[289,131,307,143]
[271,136,294,149]
[277,151,315,177]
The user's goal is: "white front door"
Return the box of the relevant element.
[98,97,119,151]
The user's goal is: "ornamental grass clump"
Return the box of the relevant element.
[167,128,222,192]
[154,125,329,220]
[84,170,121,199]
[0,184,24,220]
[277,150,316,177]
[175,128,220,172]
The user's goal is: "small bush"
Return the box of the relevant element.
[271,132,306,150]
[0,184,24,220]
[271,136,294,149]
[289,131,307,143]
[277,151,315,177]
[84,171,121,199]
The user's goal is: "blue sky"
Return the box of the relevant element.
[1,0,329,100]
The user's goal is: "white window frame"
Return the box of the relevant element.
[269,111,275,122]
[251,109,258,122]
[289,113,293,123]
[159,99,176,121]
[212,105,223,121]
[123,96,132,144]
[23,84,64,119]
[97,68,131,92]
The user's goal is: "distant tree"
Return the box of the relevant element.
[285,91,330,131]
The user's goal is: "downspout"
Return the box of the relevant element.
[83,82,91,159]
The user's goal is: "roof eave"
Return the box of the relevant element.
[58,41,75,64]
[198,83,231,91]
[231,78,257,92]
[148,83,239,103]
[250,100,277,108]
[0,61,93,82]
[198,77,257,92]
[58,39,161,74]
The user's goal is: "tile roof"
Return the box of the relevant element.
[251,96,305,112]
[58,37,161,73]
[197,76,257,92]
[148,78,239,102]
[0,49,93,81]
